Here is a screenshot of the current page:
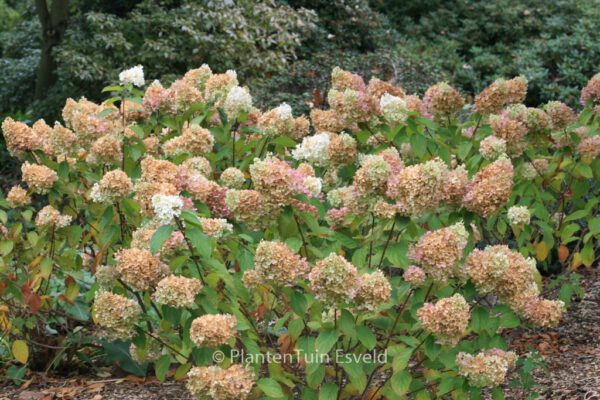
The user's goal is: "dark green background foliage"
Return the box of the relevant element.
[0,0,599,178]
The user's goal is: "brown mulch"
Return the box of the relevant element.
[506,268,600,400]
[1,270,599,400]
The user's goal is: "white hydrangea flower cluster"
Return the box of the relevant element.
[119,65,145,87]
[292,133,331,166]
[380,93,409,124]
[224,86,253,120]
[507,205,531,227]
[152,194,183,225]
[303,176,323,198]
[274,103,293,120]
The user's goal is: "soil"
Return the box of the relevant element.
[1,269,598,400]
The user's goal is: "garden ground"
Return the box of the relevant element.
[1,269,598,400]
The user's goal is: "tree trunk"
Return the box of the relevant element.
[35,0,69,100]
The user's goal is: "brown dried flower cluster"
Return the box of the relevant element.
[115,248,170,291]
[153,275,203,308]
[244,241,309,287]
[186,364,254,400]
[190,314,237,347]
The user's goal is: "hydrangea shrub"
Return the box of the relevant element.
[1,64,599,398]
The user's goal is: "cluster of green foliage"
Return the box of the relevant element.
[377,0,600,105]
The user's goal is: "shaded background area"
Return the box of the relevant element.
[1,0,599,184]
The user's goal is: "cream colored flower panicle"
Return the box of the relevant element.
[417,294,470,346]
[90,169,133,203]
[292,132,331,166]
[464,246,510,294]
[353,155,390,195]
[245,241,309,288]
[220,167,245,189]
[387,158,449,217]
[152,194,183,225]
[190,314,237,347]
[199,218,232,239]
[479,135,507,160]
[186,364,254,400]
[93,291,141,340]
[456,349,517,387]
[354,270,392,312]
[308,253,359,305]
[163,123,214,156]
[21,162,57,194]
[6,186,31,208]
[119,65,145,87]
[224,86,253,120]
[507,205,531,227]
[35,205,72,229]
[380,93,409,124]
[153,275,203,308]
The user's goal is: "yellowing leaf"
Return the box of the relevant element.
[12,340,29,364]
[535,241,549,262]
[571,252,582,270]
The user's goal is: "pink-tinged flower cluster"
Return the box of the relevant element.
[249,155,312,205]
[417,294,470,346]
[409,222,469,282]
[404,265,426,286]
[465,245,565,327]
[489,110,528,156]
[576,134,600,160]
[257,103,304,138]
[186,364,254,400]
[441,165,469,206]
[243,241,309,288]
[225,189,279,230]
[354,270,392,312]
[1,117,42,157]
[456,349,517,387]
[190,314,237,348]
[309,253,359,305]
[464,246,510,294]
[545,101,577,130]
[581,72,600,106]
[463,157,513,217]
[479,135,507,160]
[62,97,116,142]
[474,77,527,115]
[353,155,390,195]
[423,82,464,116]
[387,158,449,217]
[134,157,180,215]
